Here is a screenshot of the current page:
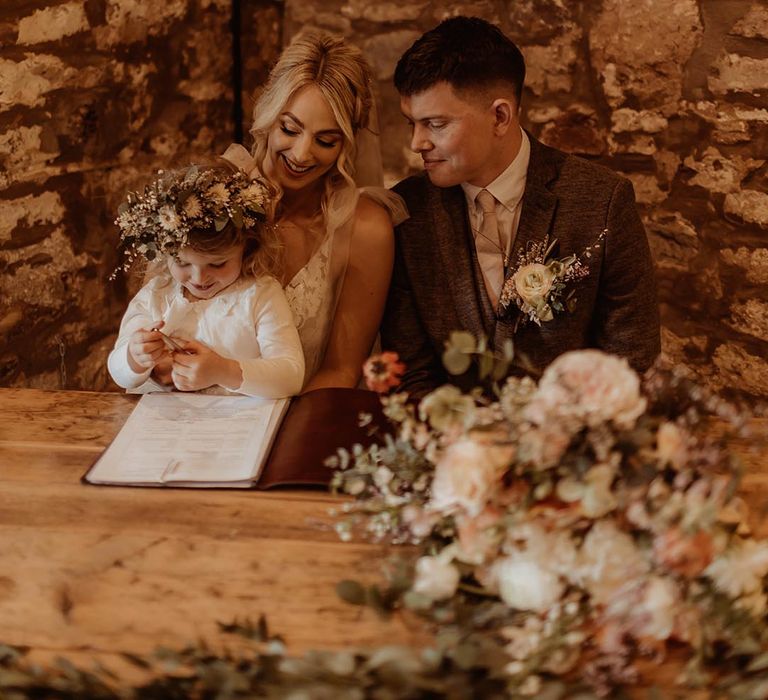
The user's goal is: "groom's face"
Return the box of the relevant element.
[401,82,504,188]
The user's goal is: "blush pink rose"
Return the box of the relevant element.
[429,439,513,517]
[525,350,646,431]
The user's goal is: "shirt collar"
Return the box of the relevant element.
[462,127,531,213]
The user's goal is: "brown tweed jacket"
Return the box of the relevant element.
[380,134,661,399]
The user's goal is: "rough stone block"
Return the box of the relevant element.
[17,2,89,44]
[645,211,700,271]
[713,343,768,396]
[341,0,424,23]
[589,0,702,112]
[0,125,60,188]
[522,25,581,96]
[724,190,768,228]
[730,3,768,40]
[0,192,65,244]
[626,173,667,205]
[362,30,421,81]
[611,108,668,134]
[709,53,768,95]
[720,247,768,285]
[684,146,765,194]
[728,299,768,342]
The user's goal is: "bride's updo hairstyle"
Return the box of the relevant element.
[249,31,376,231]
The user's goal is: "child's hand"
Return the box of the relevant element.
[151,354,174,386]
[127,321,168,373]
[171,339,243,392]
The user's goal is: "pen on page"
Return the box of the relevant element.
[151,328,192,354]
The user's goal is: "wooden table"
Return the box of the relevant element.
[2,388,767,693]
[0,388,426,677]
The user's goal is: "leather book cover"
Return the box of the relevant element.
[257,387,392,489]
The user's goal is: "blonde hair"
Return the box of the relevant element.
[249,31,375,233]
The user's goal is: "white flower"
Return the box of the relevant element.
[412,554,460,601]
[705,539,768,598]
[656,422,689,470]
[581,463,618,518]
[575,520,649,605]
[182,194,203,219]
[493,556,564,613]
[373,466,393,488]
[501,616,544,661]
[206,182,229,207]
[525,350,646,431]
[240,183,267,208]
[635,576,679,640]
[158,205,180,231]
[513,262,555,314]
[429,438,511,517]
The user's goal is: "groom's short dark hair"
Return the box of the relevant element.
[394,16,526,104]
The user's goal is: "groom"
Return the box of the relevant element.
[380,16,660,398]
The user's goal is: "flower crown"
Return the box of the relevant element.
[114,164,271,270]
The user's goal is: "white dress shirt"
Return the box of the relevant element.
[108,274,305,398]
[461,128,531,297]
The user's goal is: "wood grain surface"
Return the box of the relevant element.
[1,387,766,692]
[0,388,427,676]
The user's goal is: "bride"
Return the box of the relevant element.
[222,31,406,391]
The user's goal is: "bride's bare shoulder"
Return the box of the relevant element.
[353,194,394,242]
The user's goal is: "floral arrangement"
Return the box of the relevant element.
[499,232,605,326]
[114,164,271,271]
[329,335,768,697]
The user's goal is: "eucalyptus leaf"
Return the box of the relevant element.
[478,352,493,380]
[491,358,509,381]
[442,346,472,376]
[336,579,366,606]
[446,330,477,354]
[747,652,768,672]
[231,207,244,230]
[214,216,229,232]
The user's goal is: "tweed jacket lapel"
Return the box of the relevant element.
[505,135,560,284]
[428,184,490,339]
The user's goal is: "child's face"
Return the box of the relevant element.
[168,244,244,300]
[264,84,344,194]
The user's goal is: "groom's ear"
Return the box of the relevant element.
[491,98,518,136]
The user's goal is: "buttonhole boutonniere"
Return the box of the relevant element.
[499,229,607,328]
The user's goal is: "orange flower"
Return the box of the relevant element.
[362,352,405,393]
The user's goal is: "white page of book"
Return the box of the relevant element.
[86,393,289,487]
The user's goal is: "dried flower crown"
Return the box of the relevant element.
[114,164,271,271]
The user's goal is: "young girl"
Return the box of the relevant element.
[107,163,305,398]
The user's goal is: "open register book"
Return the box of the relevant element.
[84,388,388,489]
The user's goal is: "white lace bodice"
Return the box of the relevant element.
[283,232,336,383]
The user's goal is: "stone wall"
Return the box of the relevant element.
[0,0,280,391]
[3,0,767,398]
[284,0,768,399]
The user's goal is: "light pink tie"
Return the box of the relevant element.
[475,189,504,308]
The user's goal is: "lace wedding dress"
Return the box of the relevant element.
[283,230,336,383]
[283,188,407,385]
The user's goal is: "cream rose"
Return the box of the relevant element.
[412,554,460,601]
[493,556,564,613]
[513,263,555,313]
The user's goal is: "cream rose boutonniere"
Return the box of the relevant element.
[513,262,556,322]
[500,232,606,327]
